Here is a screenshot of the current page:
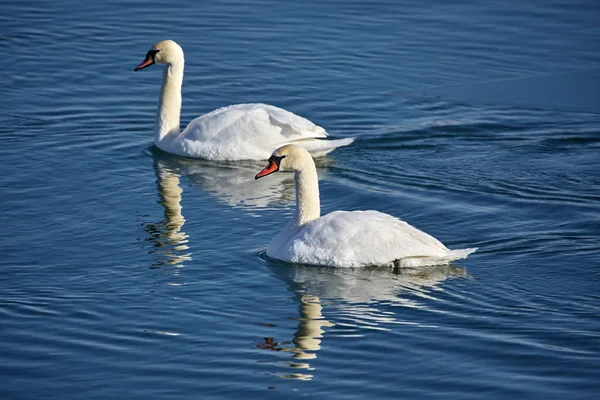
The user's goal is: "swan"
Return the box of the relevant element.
[255,144,477,268]
[134,40,354,160]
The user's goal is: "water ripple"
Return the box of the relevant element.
[2,0,599,398]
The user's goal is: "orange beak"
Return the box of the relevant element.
[255,160,279,179]
[134,52,155,71]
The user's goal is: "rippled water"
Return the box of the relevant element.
[1,0,599,399]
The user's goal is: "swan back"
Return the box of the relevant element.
[176,104,335,160]
[270,210,475,268]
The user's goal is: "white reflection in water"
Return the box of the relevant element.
[259,261,467,380]
[142,157,192,268]
[149,149,336,209]
[257,292,335,381]
[152,151,298,209]
[144,150,308,268]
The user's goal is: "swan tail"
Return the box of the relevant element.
[396,247,477,268]
[445,247,478,261]
[290,137,355,157]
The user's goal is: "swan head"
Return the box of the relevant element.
[134,40,184,71]
[255,145,312,179]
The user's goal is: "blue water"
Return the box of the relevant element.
[1,0,599,398]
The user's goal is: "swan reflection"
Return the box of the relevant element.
[257,292,335,380]
[258,261,467,380]
[144,157,192,267]
[149,148,338,209]
[151,150,300,209]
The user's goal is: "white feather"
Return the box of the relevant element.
[171,103,353,160]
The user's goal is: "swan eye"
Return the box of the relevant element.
[270,155,286,166]
[147,49,160,61]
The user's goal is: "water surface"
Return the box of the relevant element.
[1,1,599,399]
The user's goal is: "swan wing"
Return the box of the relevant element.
[263,104,328,139]
[175,103,341,160]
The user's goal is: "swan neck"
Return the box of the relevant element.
[155,60,184,145]
[293,162,320,226]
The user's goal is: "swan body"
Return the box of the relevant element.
[255,145,477,268]
[135,40,353,160]
[166,103,353,160]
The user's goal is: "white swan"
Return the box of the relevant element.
[255,145,477,268]
[134,40,354,160]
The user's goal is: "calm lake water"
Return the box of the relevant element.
[1,0,599,398]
